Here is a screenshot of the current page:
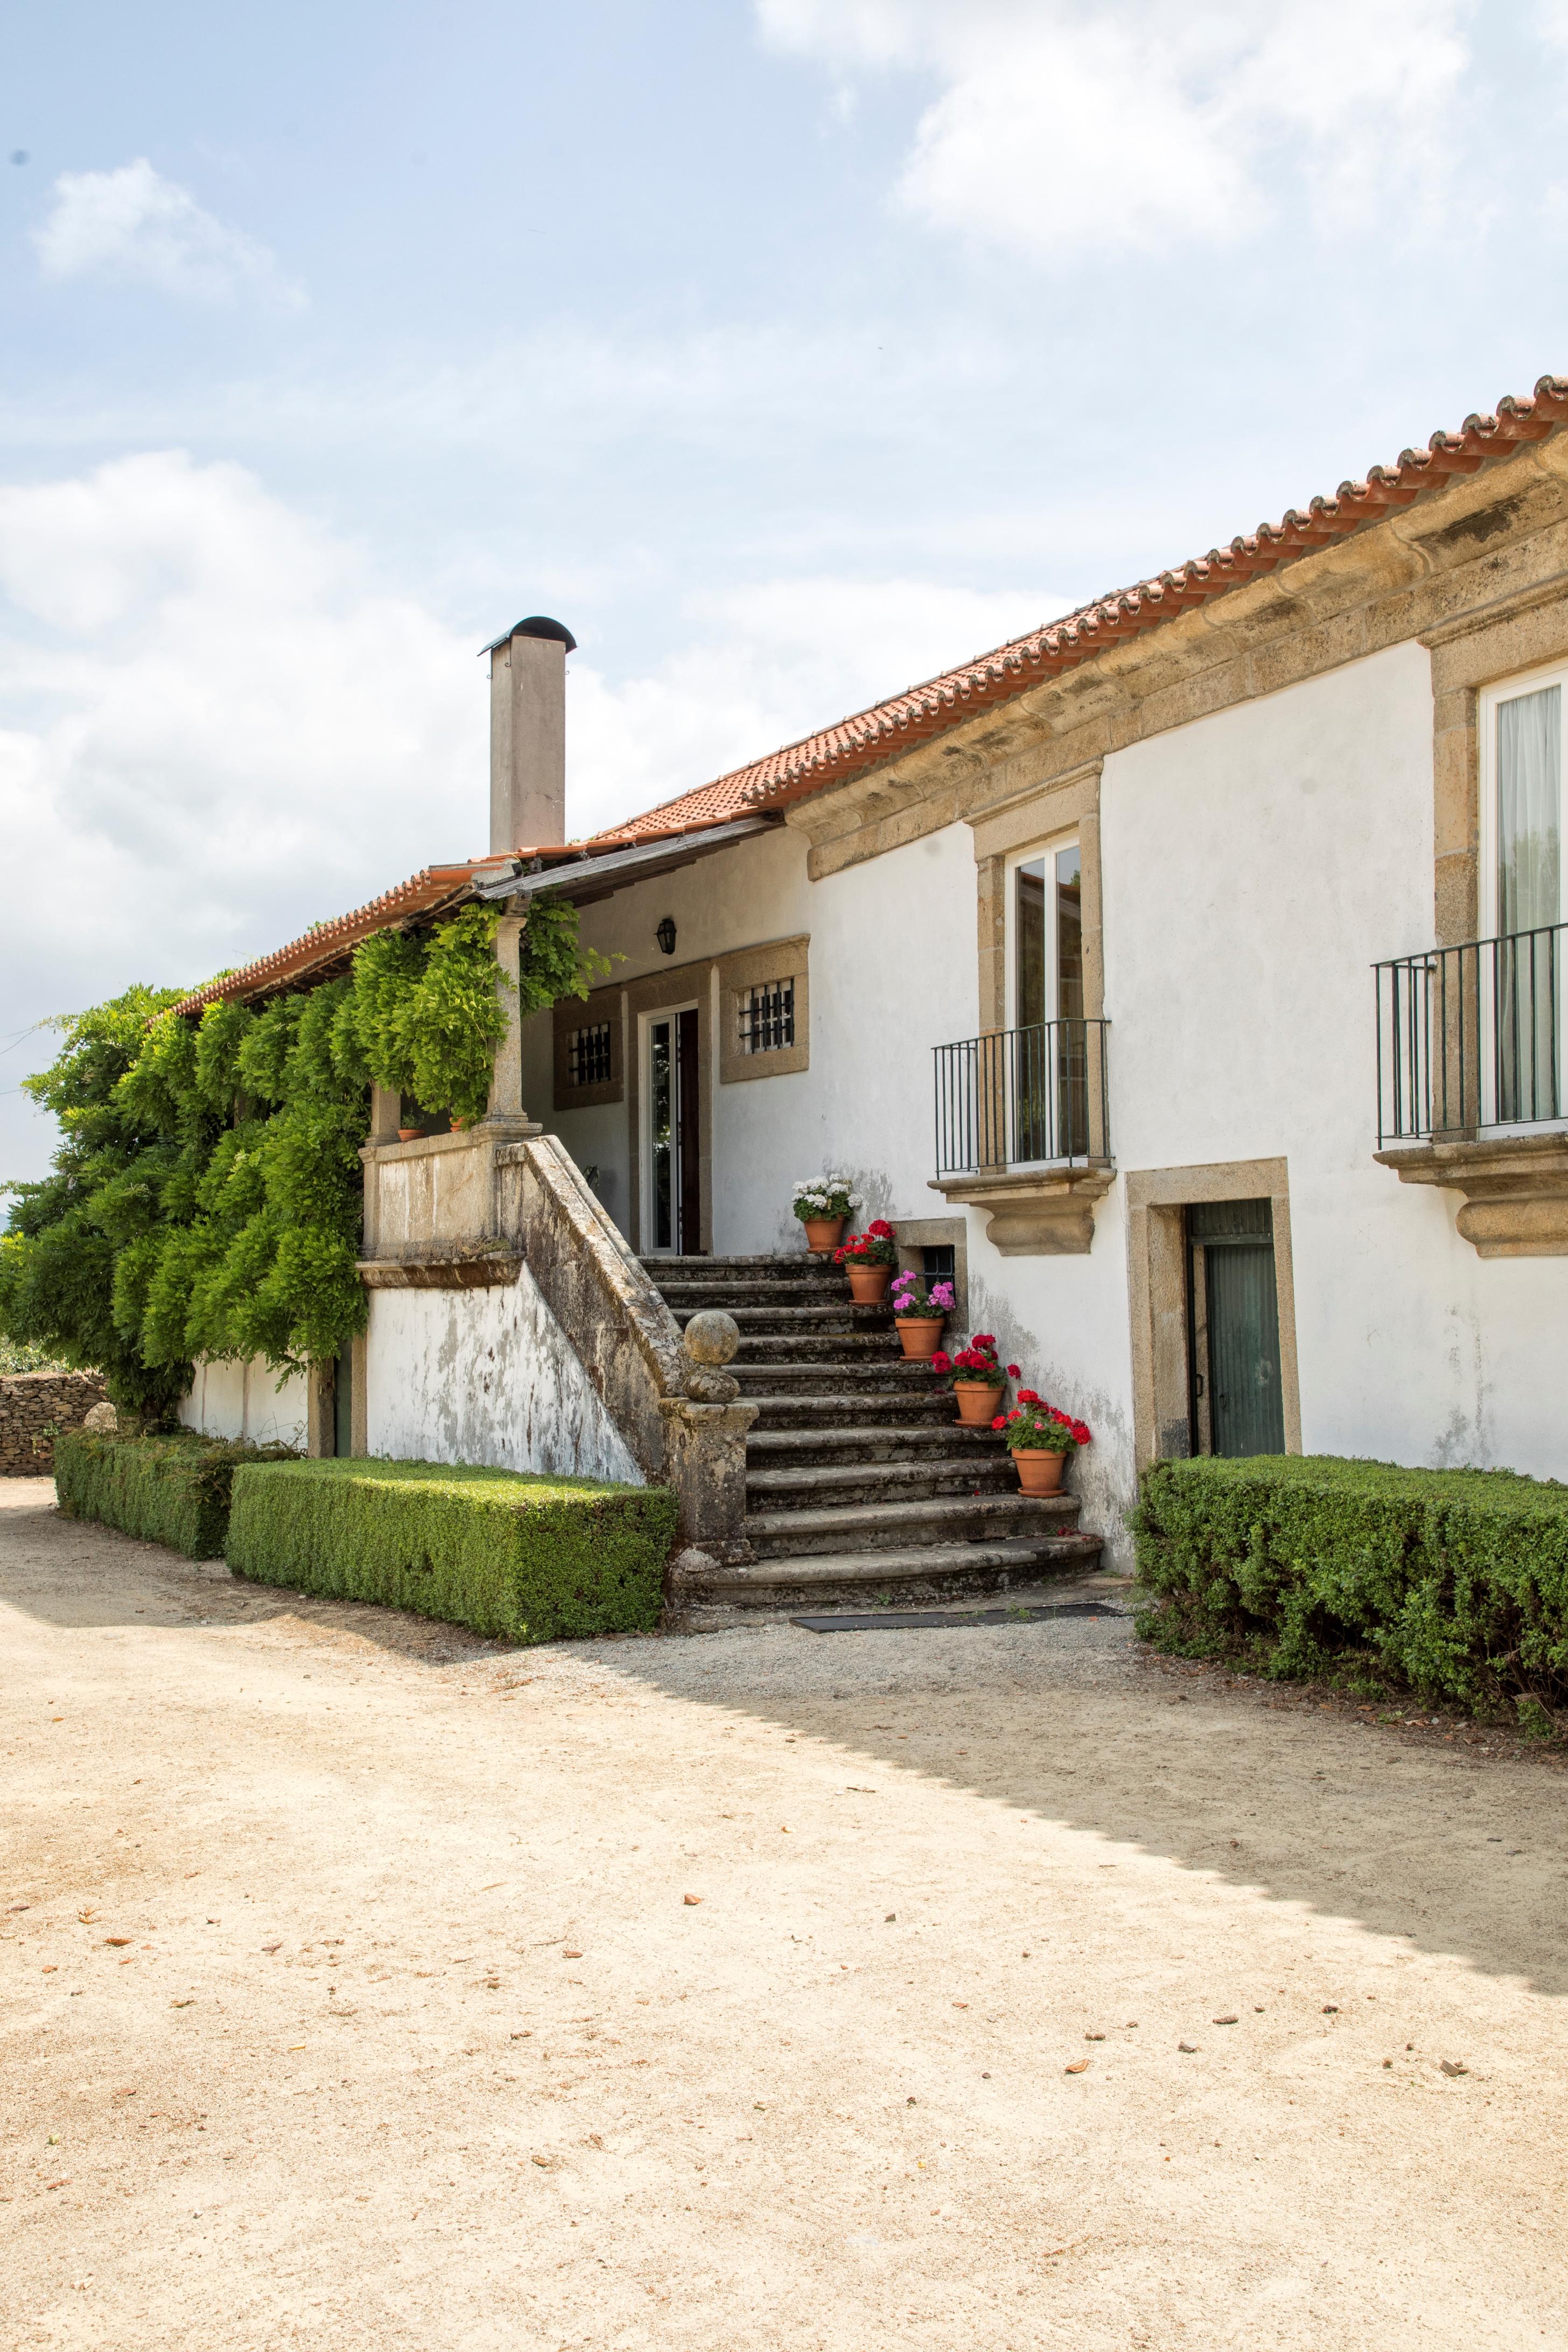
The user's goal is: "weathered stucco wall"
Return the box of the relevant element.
[365,1268,642,1483]
[179,1359,310,1448]
[529,633,1568,1565]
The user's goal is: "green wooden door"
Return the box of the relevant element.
[1189,1201,1285,1458]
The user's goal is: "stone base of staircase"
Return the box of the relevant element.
[669,1533,1103,1614]
[642,1250,1105,1619]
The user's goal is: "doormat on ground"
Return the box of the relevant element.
[791,1601,1127,1634]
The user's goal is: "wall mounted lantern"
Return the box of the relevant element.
[656,916,677,957]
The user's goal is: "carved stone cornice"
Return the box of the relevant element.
[927,1164,1115,1255]
[1375,1131,1568,1255]
[355,1251,523,1289]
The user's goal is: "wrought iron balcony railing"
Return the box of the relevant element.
[933,1020,1111,1176]
[1375,921,1564,1146]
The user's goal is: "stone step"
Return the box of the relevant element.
[674,1303,892,1334]
[741,1391,958,1431]
[732,1362,946,1397]
[733,1332,908,1363]
[656,1277,849,1311]
[746,1457,1018,1510]
[747,1423,1002,1463]
[673,1535,1103,1612]
[641,1254,837,1279]
[744,1491,1080,1560]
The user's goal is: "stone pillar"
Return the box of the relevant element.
[656,1308,755,1552]
[481,909,542,1138]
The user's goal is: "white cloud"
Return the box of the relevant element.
[566,576,1063,839]
[757,0,1473,255]
[32,159,301,304]
[0,452,1058,1176]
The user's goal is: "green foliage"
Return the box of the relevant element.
[0,1336,74,1374]
[1132,1454,1568,1733]
[53,1430,298,1560]
[226,1457,678,1642]
[0,902,601,1393]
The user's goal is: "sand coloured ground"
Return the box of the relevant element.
[2,1474,1566,2350]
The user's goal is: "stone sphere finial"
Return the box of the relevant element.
[683,1310,740,1367]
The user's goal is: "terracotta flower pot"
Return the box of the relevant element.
[396,1126,422,1142]
[953,1380,1002,1426]
[803,1215,846,1254]
[846,1263,891,1303]
[896,1315,946,1360]
[1012,1447,1067,1495]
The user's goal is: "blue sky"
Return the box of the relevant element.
[5,0,1568,1175]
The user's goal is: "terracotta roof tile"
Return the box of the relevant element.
[174,373,1568,1007]
[585,373,1568,836]
[171,858,512,1014]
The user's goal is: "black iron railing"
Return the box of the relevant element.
[933,1020,1111,1176]
[1375,922,1564,1145]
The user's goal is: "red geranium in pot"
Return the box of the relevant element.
[833,1219,898,1302]
[933,1334,1021,1426]
[993,1390,1093,1494]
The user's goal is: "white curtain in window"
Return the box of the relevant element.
[1496,684,1561,1121]
[1497,684,1560,934]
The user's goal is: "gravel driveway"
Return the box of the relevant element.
[3,1476,1566,2350]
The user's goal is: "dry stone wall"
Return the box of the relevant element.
[0,1371,109,1475]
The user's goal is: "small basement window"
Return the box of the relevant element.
[738,978,795,1055]
[566,1020,613,1088]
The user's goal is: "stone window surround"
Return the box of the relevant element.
[891,1214,969,1328]
[552,982,625,1111]
[970,761,1106,1034]
[1124,1156,1303,1473]
[717,934,810,1084]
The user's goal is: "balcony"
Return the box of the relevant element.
[928,1020,1114,1255]
[1374,922,1568,1256]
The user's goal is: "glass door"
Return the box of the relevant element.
[1493,681,1562,1122]
[646,1008,701,1253]
[1013,842,1085,1159]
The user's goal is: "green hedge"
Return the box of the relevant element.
[53,1430,296,1560]
[226,1458,678,1643]
[1132,1454,1568,1729]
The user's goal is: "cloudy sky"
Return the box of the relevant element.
[4,0,1568,1174]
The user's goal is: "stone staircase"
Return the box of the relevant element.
[642,1252,1102,1610]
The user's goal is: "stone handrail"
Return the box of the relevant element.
[496,1136,756,1553]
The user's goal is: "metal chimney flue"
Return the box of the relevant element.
[484,614,576,854]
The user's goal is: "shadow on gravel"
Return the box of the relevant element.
[6,1477,1566,1999]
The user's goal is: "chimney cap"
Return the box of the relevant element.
[481,614,578,656]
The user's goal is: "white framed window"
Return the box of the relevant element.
[1479,664,1565,1124]
[1003,832,1087,1161]
[1005,834,1082,1032]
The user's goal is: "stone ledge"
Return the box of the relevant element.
[928,1164,1115,1255]
[1375,1129,1568,1256]
[355,1251,523,1290]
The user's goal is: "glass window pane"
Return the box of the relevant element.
[1498,685,1560,933]
[1015,859,1046,1030]
[650,1020,673,1249]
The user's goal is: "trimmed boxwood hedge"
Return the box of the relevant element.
[1132,1454,1568,1730]
[53,1429,295,1560]
[226,1457,678,1643]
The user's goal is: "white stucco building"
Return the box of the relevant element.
[179,372,1568,1582]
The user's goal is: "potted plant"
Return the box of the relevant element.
[890,1269,955,1359]
[932,1334,1021,1425]
[993,1391,1093,1495]
[793,1174,862,1255]
[833,1219,898,1302]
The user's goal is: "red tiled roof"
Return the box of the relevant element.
[171,858,513,1013]
[583,373,1568,838]
[177,372,1568,1009]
